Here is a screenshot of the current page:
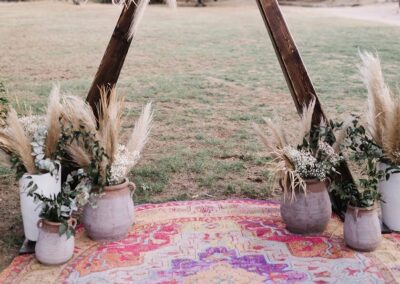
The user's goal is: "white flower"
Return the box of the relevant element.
[19,115,45,138]
[109,144,141,185]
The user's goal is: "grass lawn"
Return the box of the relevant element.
[0,0,400,270]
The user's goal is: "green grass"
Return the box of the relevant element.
[1,2,400,206]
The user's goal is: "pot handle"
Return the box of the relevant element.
[70,218,78,229]
[128,182,136,199]
[325,177,332,188]
[128,182,136,193]
[37,219,43,228]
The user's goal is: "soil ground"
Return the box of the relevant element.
[0,0,400,271]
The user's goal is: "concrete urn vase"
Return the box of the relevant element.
[82,178,136,241]
[344,205,381,252]
[280,179,332,234]
[35,218,76,265]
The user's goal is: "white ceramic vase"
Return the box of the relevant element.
[19,166,61,241]
[82,179,135,241]
[35,218,76,265]
[379,162,400,231]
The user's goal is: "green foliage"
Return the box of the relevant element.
[27,172,84,238]
[60,123,110,191]
[333,116,383,208]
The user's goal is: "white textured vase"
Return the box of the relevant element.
[19,166,61,241]
[379,162,400,231]
[35,219,76,265]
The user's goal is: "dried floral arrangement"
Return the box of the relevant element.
[253,99,344,200]
[333,116,383,208]
[361,51,400,166]
[0,86,62,180]
[60,88,153,206]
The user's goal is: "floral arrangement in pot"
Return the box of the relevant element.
[0,86,63,242]
[253,99,344,234]
[360,51,400,231]
[28,172,81,265]
[60,88,153,241]
[333,117,382,252]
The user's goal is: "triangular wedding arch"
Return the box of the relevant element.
[85,0,354,216]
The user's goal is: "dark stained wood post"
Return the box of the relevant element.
[86,1,141,119]
[256,0,354,218]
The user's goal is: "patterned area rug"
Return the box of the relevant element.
[1,199,400,283]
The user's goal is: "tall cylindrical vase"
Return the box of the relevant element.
[19,166,61,241]
[379,162,400,231]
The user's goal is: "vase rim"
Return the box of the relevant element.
[40,218,74,227]
[20,161,61,179]
[103,178,130,191]
[347,203,377,211]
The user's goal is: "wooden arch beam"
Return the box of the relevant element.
[86,2,140,119]
[256,0,354,217]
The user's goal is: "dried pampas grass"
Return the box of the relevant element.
[383,98,400,163]
[360,51,392,147]
[4,108,36,174]
[128,0,150,40]
[61,95,98,135]
[60,87,153,185]
[97,87,124,164]
[298,98,316,145]
[127,102,153,157]
[360,51,400,164]
[127,0,176,39]
[66,142,92,169]
[45,85,62,158]
[253,100,317,199]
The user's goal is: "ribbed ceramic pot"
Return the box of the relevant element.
[280,179,332,234]
[35,218,76,265]
[344,205,381,252]
[378,162,400,231]
[19,165,61,241]
[82,178,135,241]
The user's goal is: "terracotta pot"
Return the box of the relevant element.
[35,218,76,265]
[344,205,381,252]
[19,164,61,241]
[378,162,400,231]
[82,178,135,241]
[280,178,332,234]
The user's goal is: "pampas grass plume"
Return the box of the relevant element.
[127,102,153,156]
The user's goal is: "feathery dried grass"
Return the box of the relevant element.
[360,51,400,164]
[0,149,12,167]
[128,0,150,39]
[61,95,97,135]
[126,102,153,157]
[253,100,318,200]
[383,98,400,164]
[297,98,316,145]
[97,87,124,164]
[4,108,36,174]
[45,84,62,158]
[360,51,392,147]
[0,131,14,154]
[66,142,91,168]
